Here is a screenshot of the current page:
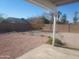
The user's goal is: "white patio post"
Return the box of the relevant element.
[52,15,56,46]
[52,6,57,46]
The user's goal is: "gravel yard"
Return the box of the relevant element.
[0,32,48,59]
[0,31,79,59]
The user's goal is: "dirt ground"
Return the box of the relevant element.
[0,32,48,59]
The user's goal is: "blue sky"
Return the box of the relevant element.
[0,0,45,18]
[0,0,79,22]
[58,2,79,22]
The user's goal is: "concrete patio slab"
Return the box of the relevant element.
[16,44,79,59]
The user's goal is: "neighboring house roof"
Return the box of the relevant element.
[27,17,43,23]
[3,17,27,23]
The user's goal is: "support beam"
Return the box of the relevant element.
[49,6,57,46]
[27,0,79,7]
[27,0,56,10]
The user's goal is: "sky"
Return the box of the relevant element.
[0,0,79,22]
[58,2,79,22]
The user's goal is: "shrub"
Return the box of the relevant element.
[47,36,65,47]
[47,36,53,45]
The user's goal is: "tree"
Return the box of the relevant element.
[56,11,62,24]
[0,15,5,23]
[58,11,62,20]
[21,18,25,21]
[43,12,53,23]
[73,11,79,24]
[42,16,50,24]
[61,14,68,24]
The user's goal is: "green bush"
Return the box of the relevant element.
[47,36,65,47]
[47,36,53,45]
[55,38,65,47]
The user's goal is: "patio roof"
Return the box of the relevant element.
[27,0,79,9]
[49,0,79,6]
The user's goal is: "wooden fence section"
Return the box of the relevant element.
[42,24,79,33]
[0,23,79,33]
[0,23,32,32]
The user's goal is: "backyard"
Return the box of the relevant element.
[0,31,48,59]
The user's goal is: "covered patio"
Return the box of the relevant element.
[27,0,79,46]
